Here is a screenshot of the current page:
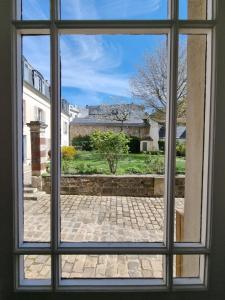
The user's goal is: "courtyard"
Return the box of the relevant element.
[24,193,184,279]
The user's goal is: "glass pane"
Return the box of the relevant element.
[174,34,208,243]
[61,0,168,20]
[56,34,168,243]
[23,255,51,280]
[22,36,51,242]
[173,255,204,278]
[61,255,163,278]
[22,0,50,20]
[179,0,209,20]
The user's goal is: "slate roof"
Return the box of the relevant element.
[176,126,186,139]
[159,125,186,139]
[71,117,147,127]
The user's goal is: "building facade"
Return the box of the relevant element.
[70,104,159,150]
[22,57,71,181]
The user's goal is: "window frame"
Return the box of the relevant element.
[0,0,223,297]
[14,0,214,292]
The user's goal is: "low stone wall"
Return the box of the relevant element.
[42,175,185,198]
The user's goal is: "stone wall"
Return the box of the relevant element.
[42,175,184,198]
[70,124,150,141]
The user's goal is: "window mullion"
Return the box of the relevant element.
[165,0,179,289]
[13,0,21,20]
[50,0,60,291]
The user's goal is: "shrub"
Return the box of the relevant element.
[158,140,165,152]
[61,160,71,173]
[149,150,161,155]
[128,136,140,153]
[125,167,143,174]
[61,146,77,160]
[72,135,93,151]
[144,153,165,174]
[176,141,186,157]
[75,163,100,175]
[90,130,129,174]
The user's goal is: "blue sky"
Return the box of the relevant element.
[22,0,187,106]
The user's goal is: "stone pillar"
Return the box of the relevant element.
[27,121,48,189]
[181,0,207,277]
[188,0,207,19]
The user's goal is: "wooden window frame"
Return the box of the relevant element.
[2,0,225,298]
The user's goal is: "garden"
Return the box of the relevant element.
[56,131,185,176]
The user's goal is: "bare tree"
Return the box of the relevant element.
[99,101,146,131]
[130,43,187,121]
[109,105,131,131]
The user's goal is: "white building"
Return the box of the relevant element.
[22,57,71,168]
[140,119,159,152]
[69,104,79,121]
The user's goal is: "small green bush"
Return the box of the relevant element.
[125,167,143,174]
[176,142,186,157]
[90,130,129,174]
[62,160,71,173]
[128,136,140,153]
[158,140,165,152]
[71,163,101,175]
[144,153,165,174]
[61,146,77,160]
[72,135,93,151]
[149,150,161,155]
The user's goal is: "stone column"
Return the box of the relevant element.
[181,0,206,277]
[27,121,48,189]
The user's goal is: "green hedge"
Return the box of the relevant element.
[128,136,140,153]
[72,135,93,151]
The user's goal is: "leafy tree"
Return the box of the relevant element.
[90,130,129,174]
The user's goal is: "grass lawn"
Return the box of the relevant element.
[61,151,185,175]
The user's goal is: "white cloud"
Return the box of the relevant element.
[23,36,50,80]
[60,35,130,97]
[23,34,130,98]
[62,0,162,19]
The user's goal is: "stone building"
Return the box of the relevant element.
[70,104,159,150]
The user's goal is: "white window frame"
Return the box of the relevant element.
[0,0,225,298]
[13,0,215,292]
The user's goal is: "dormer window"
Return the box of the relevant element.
[33,70,43,92]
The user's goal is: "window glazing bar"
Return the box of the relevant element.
[58,242,167,254]
[50,0,61,291]
[201,29,216,251]
[58,278,166,293]
[165,0,179,290]
[13,0,21,20]
[13,242,210,255]
[13,20,216,31]
[173,278,206,290]
[12,33,23,251]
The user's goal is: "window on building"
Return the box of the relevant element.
[34,107,45,123]
[63,121,68,135]
[33,71,43,92]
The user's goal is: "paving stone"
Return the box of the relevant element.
[24,194,184,279]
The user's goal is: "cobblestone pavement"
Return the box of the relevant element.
[24,254,163,279]
[24,194,184,279]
